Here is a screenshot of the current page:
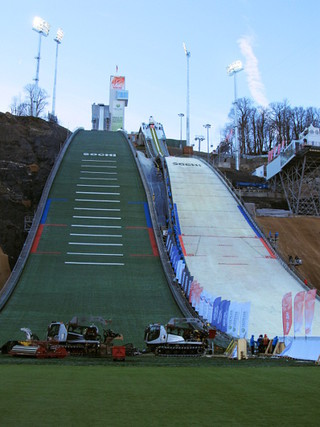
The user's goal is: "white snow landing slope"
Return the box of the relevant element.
[165,156,320,338]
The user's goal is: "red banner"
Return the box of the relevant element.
[188,280,196,304]
[305,289,317,336]
[294,291,305,335]
[282,292,292,336]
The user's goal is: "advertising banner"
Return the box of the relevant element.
[195,285,203,313]
[217,300,229,331]
[232,303,241,337]
[110,101,124,131]
[188,280,196,305]
[305,289,317,336]
[211,297,221,327]
[110,76,125,90]
[239,302,251,338]
[282,292,292,336]
[202,292,210,322]
[207,296,215,325]
[227,301,236,336]
[199,291,206,318]
[221,300,231,333]
[294,291,305,335]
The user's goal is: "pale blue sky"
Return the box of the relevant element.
[0,0,319,149]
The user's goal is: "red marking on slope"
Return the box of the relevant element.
[31,223,67,254]
[260,237,276,259]
[31,224,44,253]
[178,235,187,257]
[148,229,159,256]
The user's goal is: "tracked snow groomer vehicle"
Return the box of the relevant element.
[1,316,123,357]
[144,318,213,356]
[46,316,122,355]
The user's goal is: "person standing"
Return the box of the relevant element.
[250,335,255,355]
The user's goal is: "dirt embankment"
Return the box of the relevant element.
[0,112,69,280]
[256,216,320,290]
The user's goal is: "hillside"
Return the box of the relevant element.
[0,112,69,281]
[256,216,320,291]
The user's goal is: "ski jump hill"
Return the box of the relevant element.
[164,156,320,348]
[0,130,181,348]
[1,128,319,359]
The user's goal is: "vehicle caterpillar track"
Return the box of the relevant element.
[155,343,206,357]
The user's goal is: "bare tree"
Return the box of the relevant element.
[10,95,27,116]
[23,84,49,117]
[10,84,49,118]
[291,106,306,140]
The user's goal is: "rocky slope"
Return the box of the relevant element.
[0,112,69,275]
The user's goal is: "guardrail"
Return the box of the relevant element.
[0,128,84,311]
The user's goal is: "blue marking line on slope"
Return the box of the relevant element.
[174,203,182,235]
[40,198,68,224]
[143,202,152,228]
[40,199,52,224]
[237,205,261,238]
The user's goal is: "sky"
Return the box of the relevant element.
[1,0,320,150]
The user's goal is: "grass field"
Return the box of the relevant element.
[0,356,319,426]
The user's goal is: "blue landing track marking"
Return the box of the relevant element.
[173,203,182,235]
[40,198,68,224]
[237,205,261,237]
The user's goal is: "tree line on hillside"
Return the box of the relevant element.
[220,98,320,155]
[10,84,49,118]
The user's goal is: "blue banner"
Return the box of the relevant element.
[211,297,221,327]
[221,300,231,333]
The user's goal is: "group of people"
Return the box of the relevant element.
[288,255,302,266]
[250,334,278,355]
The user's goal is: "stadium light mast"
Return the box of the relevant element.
[183,42,191,146]
[203,124,211,163]
[226,60,243,171]
[195,135,205,152]
[51,28,64,121]
[32,16,50,116]
[178,113,184,148]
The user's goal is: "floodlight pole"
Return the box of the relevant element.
[51,29,63,119]
[203,124,211,163]
[227,60,243,171]
[178,113,184,148]
[34,33,42,90]
[183,43,191,146]
[32,17,50,117]
[195,135,205,152]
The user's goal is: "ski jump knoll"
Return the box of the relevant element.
[165,156,320,339]
[0,130,181,348]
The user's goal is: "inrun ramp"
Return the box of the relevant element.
[165,156,320,338]
[0,131,181,348]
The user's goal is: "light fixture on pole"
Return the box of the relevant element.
[195,135,205,152]
[183,42,191,146]
[203,124,211,163]
[51,28,64,122]
[178,113,184,149]
[32,16,50,116]
[226,60,243,171]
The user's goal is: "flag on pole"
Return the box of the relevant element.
[305,289,317,336]
[282,292,292,336]
[294,291,305,335]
